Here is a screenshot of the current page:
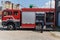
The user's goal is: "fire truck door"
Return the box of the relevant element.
[13,11,20,20]
[13,11,20,27]
[22,12,35,28]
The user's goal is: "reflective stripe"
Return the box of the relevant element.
[3,19,20,22]
[4,16,15,19]
[3,16,20,22]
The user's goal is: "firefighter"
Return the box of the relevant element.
[39,20,44,33]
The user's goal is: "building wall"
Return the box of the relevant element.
[4,3,12,9]
[13,4,20,10]
[3,1,20,10]
[0,11,2,15]
[0,11,2,19]
[55,0,60,26]
[3,1,12,9]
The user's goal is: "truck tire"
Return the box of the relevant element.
[7,23,15,30]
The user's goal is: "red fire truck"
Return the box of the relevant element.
[2,8,55,30]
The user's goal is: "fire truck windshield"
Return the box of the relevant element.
[14,11,18,15]
[3,11,12,16]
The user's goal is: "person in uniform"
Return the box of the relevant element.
[39,20,44,33]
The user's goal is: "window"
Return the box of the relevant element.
[4,11,8,16]
[3,11,12,16]
[8,11,12,15]
[14,11,18,15]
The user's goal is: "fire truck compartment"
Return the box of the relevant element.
[46,12,55,28]
[35,12,45,25]
[22,12,35,28]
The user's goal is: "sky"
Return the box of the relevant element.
[0,0,55,8]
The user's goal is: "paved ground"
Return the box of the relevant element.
[50,31,60,38]
[0,30,59,40]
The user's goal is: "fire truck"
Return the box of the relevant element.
[2,8,55,30]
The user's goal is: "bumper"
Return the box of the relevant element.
[2,21,20,27]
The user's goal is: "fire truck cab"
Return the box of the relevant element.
[2,8,55,30]
[2,9,21,29]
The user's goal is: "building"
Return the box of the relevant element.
[0,6,2,19]
[13,4,20,10]
[4,1,12,9]
[3,1,20,10]
[55,0,60,26]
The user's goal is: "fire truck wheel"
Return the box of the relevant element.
[7,23,15,30]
